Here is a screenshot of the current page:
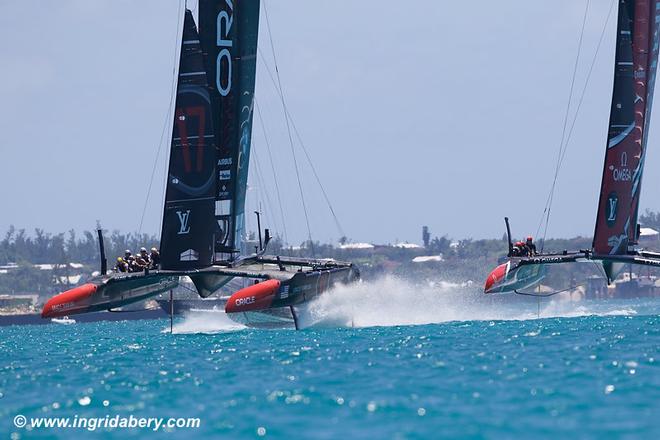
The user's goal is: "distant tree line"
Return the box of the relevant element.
[639,209,660,232]
[0,226,159,266]
[2,209,660,297]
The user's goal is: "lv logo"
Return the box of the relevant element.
[176,210,191,235]
[607,197,617,222]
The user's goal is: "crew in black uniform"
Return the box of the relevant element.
[134,255,149,272]
[139,247,151,266]
[150,247,161,269]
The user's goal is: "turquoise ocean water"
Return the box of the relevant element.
[2,279,659,439]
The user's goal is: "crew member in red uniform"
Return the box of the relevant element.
[512,241,526,256]
[525,236,537,256]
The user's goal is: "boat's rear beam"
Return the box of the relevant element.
[596,254,660,268]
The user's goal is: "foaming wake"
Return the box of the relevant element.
[533,302,637,319]
[167,310,247,334]
[298,276,647,328]
[160,276,653,332]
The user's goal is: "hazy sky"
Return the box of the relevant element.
[2,0,659,246]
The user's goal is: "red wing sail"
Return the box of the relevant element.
[593,0,660,256]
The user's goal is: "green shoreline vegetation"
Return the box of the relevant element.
[2,210,659,300]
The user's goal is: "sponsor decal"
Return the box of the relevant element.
[216,1,234,97]
[609,152,631,181]
[176,210,191,235]
[235,296,255,307]
[215,200,231,215]
[219,170,231,181]
[218,158,232,166]
[180,249,199,262]
[53,302,75,311]
[524,256,564,264]
[606,192,618,227]
[608,233,627,249]
[216,216,231,246]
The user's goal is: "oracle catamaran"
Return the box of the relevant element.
[42,0,359,328]
[485,0,660,294]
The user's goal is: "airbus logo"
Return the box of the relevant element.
[176,210,191,235]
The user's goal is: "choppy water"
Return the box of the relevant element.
[2,278,659,438]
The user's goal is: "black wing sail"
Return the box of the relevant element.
[160,10,218,270]
[161,1,260,269]
[198,0,261,261]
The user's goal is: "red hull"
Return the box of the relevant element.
[225,279,281,313]
[42,284,98,318]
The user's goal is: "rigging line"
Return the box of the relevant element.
[285,107,346,239]
[535,0,591,246]
[255,99,289,247]
[138,0,184,237]
[138,105,171,235]
[536,0,591,236]
[251,146,280,236]
[590,258,609,280]
[253,159,277,233]
[556,0,616,178]
[540,0,616,248]
[158,0,186,242]
[257,49,346,239]
[176,282,201,295]
[262,0,315,255]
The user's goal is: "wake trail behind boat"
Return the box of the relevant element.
[167,310,247,334]
[299,276,648,328]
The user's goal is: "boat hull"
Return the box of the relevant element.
[42,273,179,318]
[484,261,546,294]
[484,252,592,294]
[225,265,359,314]
[42,255,360,323]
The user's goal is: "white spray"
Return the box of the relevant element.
[298,276,639,328]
